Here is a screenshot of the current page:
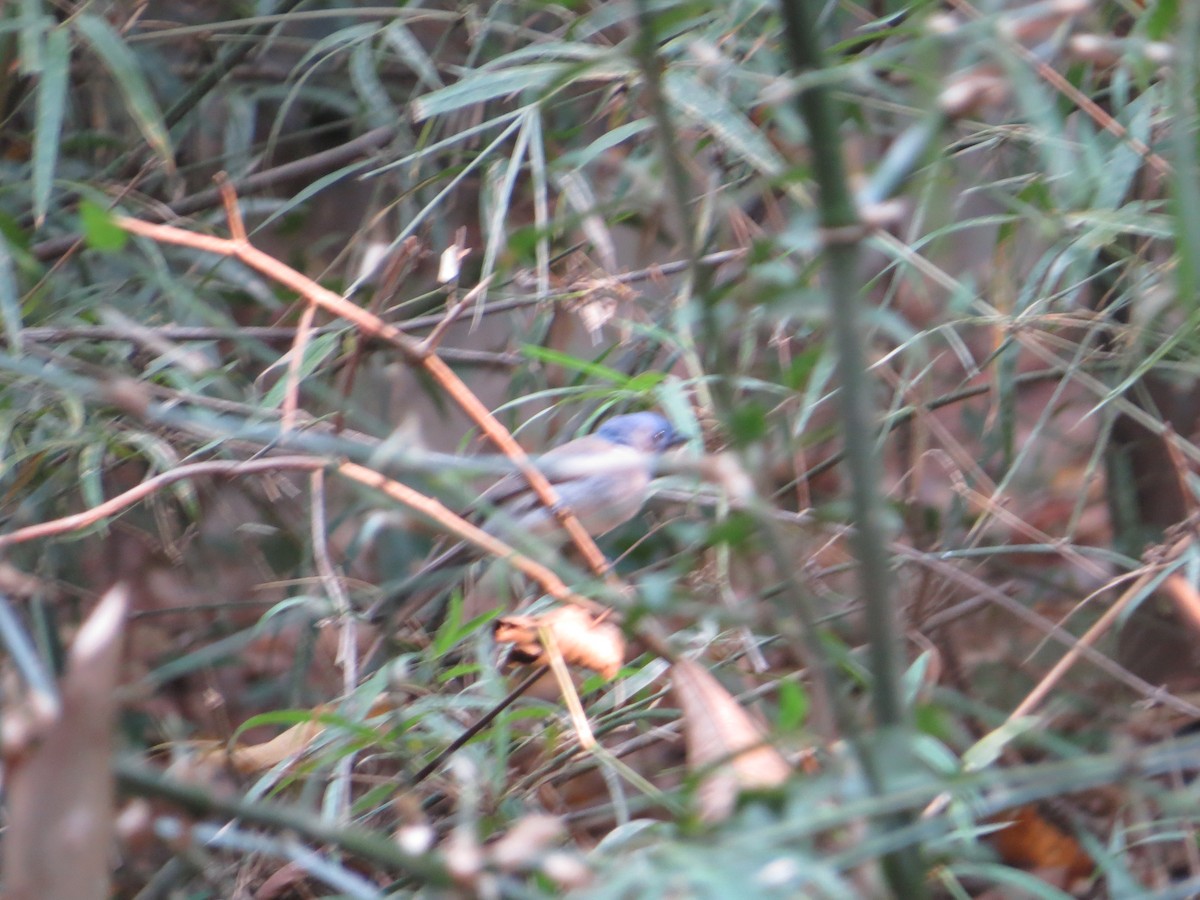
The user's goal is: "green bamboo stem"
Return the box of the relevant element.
[776,3,926,895]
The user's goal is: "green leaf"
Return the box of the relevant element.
[0,236,20,349]
[663,71,785,179]
[1145,0,1179,41]
[17,0,49,76]
[962,717,1041,772]
[78,441,106,511]
[560,118,652,170]
[705,511,756,548]
[1170,5,1200,311]
[520,343,632,386]
[73,13,173,171]
[78,200,128,252]
[261,332,340,409]
[625,371,667,391]
[411,64,560,121]
[32,26,70,228]
[728,402,767,446]
[776,679,809,731]
[383,21,444,91]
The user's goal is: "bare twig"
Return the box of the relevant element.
[0,457,328,548]
[308,469,357,827]
[1009,534,1193,720]
[335,462,603,615]
[114,212,616,581]
[410,666,549,785]
[32,122,396,262]
[419,275,495,356]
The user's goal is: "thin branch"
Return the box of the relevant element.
[114,213,617,582]
[0,457,328,548]
[114,757,451,884]
[419,275,495,356]
[1009,536,1193,721]
[410,665,549,785]
[336,462,600,614]
[308,469,357,829]
[30,126,398,262]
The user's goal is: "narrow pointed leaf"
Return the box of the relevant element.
[73,13,174,172]
[32,26,70,227]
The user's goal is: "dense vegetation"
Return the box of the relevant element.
[3,1,1200,897]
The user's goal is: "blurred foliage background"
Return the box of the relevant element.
[4,0,1200,896]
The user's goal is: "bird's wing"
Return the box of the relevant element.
[473,435,623,510]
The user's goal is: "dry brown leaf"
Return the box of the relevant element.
[253,861,309,900]
[488,814,566,872]
[221,718,327,775]
[670,658,791,822]
[494,605,625,680]
[198,695,397,776]
[1162,572,1200,636]
[989,803,1093,886]
[2,584,128,900]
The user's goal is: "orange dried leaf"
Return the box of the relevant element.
[670,658,791,821]
[495,606,625,680]
[221,719,327,775]
[1162,573,1200,636]
[989,804,1093,882]
[198,695,397,776]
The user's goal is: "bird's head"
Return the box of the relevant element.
[595,412,685,453]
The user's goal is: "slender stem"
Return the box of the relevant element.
[114,758,451,885]
[777,1,906,740]
[777,3,924,895]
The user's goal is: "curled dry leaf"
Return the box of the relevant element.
[542,851,594,891]
[566,270,635,345]
[2,584,128,900]
[670,657,791,822]
[488,813,566,872]
[988,803,1093,887]
[444,825,485,887]
[196,695,397,776]
[938,66,1009,119]
[437,226,470,284]
[494,605,625,680]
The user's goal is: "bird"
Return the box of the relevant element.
[367,411,685,624]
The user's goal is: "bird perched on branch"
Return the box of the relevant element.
[367,411,685,624]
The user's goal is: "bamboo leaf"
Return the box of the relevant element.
[663,71,785,179]
[0,236,20,350]
[411,65,560,121]
[32,26,70,228]
[73,13,173,172]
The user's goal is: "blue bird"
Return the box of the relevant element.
[475,411,684,542]
[368,411,684,623]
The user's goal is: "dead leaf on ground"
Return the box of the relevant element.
[253,861,308,900]
[2,583,128,900]
[488,813,566,872]
[988,803,1093,888]
[196,695,397,776]
[670,657,791,822]
[495,605,625,680]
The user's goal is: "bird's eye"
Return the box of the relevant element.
[654,430,667,443]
